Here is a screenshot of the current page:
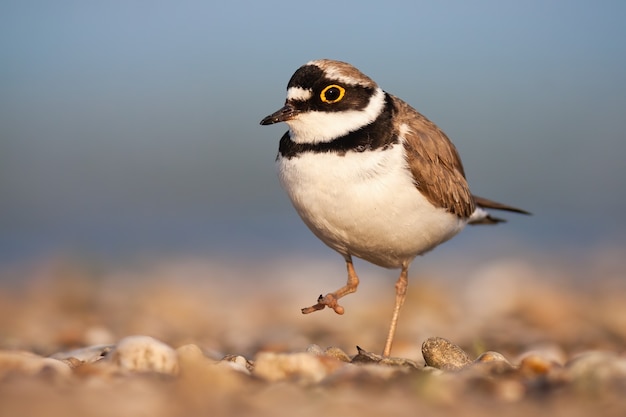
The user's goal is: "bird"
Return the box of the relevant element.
[260,59,529,357]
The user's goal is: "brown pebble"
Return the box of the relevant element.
[518,353,556,376]
[473,351,515,375]
[323,347,352,363]
[351,346,384,364]
[351,346,419,368]
[475,351,509,364]
[422,337,472,371]
[306,345,352,363]
[59,357,85,369]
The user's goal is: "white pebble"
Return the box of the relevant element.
[109,335,179,375]
[51,345,114,363]
[253,352,338,383]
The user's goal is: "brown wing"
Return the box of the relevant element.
[391,95,475,219]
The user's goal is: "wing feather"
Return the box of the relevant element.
[391,95,475,219]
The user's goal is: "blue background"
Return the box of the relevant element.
[2,1,625,265]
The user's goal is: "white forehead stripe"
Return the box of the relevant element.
[319,67,364,86]
[306,60,372,87]
[287,86,312,101]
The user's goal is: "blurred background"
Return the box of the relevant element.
[1,0,625,271]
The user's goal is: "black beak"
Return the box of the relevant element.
[260,103,299,125]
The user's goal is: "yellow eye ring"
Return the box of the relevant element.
[320,85,345,104]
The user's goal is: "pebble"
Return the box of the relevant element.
[517,353,559,377]
[306,344,352,363]
[514,344,567,366]
[50,344,114,363]
[474,350,509,364]
[252,351,344,383]
[175,344,248,393]
[221,354,254,374]
[0,350,71,379]
[350,346,385,364]
[473,351,515,374]
[107,335,179,375]
[422,337,472,371]
[351,346,420,368]
[563,351,626,390]
[5,334,626,409]
[175,343,207,363]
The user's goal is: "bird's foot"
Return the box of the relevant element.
[301,293,345,315]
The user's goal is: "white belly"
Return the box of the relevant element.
[277,142,467,269]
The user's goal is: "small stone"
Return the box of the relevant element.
[176,343,206,363]
[221,354,253,374]
[323,347,352,363]
[175,344,247,392]
[473,351,515,374]
[515,345,567,366]
[351,346,384,364]
[306,345,352,363]
[564,351,626,390]
[253,351,343,383]
[518,353,558,377]
[0,350,71,379]
[474,351,509,364]
[59,357,84,369]
[350,346,419,368]
[108,335,178,375]
[305,344,324,355]
[422,337,472,371]
[50,344,114,363]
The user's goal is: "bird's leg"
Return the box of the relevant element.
[302,257,359,315]
[382,264,409,357]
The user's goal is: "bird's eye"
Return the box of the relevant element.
[320,85,345,104]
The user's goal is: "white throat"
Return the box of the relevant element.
[286,88,386,144]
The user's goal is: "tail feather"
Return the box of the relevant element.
[468,195,531,225]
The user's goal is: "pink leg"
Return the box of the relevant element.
[382,264,409,357]
[302,257,360,315]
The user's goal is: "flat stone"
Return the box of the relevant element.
[349,346,420,368]
[50,344,114,363]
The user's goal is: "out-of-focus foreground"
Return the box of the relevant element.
[1,248,625,416]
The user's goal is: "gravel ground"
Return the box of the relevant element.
[1,248,625,416]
